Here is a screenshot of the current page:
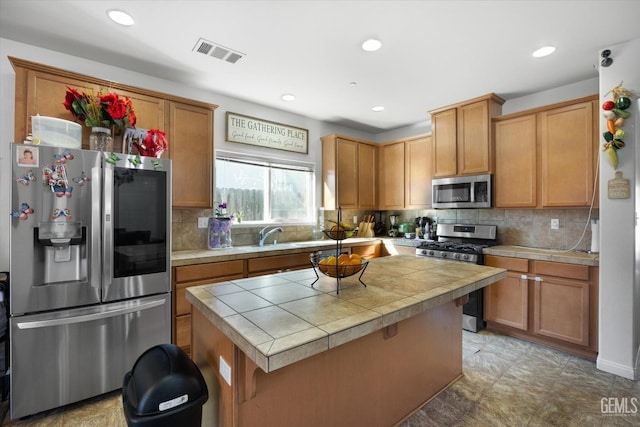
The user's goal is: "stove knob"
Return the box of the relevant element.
[453,253,461,259]
[440,251,447,258]
[462,254,470,261]
[421,250,428,255]
[427,250,435,256]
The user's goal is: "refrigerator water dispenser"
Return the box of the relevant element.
[35,222,87,283]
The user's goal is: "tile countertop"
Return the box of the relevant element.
[185,255,506,373]
[483,245,599,266]
[171,237,424,267]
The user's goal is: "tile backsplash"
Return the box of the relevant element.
[172,207,598,253]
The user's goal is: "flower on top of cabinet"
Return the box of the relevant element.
[63,86,137,131]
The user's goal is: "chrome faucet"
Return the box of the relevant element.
[258,226,283,246]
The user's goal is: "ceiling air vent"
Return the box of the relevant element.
[193,38,245,64]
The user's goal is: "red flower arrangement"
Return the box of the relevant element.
[63,86,137,130]
[134,129,168,157]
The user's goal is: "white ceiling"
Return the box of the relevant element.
[2,0,640,134]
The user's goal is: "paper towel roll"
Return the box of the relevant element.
[590,219,599,253]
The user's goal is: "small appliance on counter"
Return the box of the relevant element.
[373,211,386,236]
[414,216,431,239]
[388,215,399,237]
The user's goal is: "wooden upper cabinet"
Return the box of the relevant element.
[379,141,405,210]
[357,142,377,210]
[539,100,595,207]
[10,57,217,209]
[405,135,432,209]
[113,88,165,131]
[458,100,492,174]
[336,138,359,208]
[431,108,457,177]
[169,101,214,208]
[494,114,537,208]
[430,93,504,178]
[321,134,376,210]
[15,68,99,147]
[493,95,598,209]
[379,134,432,210]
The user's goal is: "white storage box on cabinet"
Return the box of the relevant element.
[31,116,82,149]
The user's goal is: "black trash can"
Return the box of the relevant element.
[122,344,208,427]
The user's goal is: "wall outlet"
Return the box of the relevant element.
[219,356,232,386]
[197,217,209,228]
[550,218,559,230]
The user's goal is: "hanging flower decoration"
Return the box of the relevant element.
[133,129,168,158]
[602,83,633,170]
[63,86,137,131]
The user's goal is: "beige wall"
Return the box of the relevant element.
[173,207,598,253]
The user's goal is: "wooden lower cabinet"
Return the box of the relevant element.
[484,255,598,359]
[173,260,245,354]
[484,256,529,331]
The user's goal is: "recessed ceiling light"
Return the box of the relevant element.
[532,46,556,58]
[349,82,357,87]
[281,94,296,101]
[372,105,385,112]
[362,39,382,52]
[107,9,135,26]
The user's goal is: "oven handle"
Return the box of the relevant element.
[520,274,543,282]
[15,298,166,330]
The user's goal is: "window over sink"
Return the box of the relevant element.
[215,151,315,224]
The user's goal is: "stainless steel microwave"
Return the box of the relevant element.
[432,174,492,209]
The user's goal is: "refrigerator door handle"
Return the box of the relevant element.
[91,165,102,292]
[15,297,167,330]
[102,161,114,289]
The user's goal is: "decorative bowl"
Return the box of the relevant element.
[310,253,367,278]
[322,228,355,240]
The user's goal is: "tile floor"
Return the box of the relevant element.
[1,330,638,426]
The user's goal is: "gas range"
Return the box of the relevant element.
[415,241,489,263]
[415,223,497,265]
[415,223,498,333]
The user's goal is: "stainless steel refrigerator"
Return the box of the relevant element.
[9,143,172,419]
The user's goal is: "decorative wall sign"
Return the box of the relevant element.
[608,171,630,199]
[226,112,309,154]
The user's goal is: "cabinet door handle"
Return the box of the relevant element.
[520,274,543,282]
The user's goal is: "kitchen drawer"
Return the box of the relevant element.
[247,252,312,274]
[175,260,244,283]
[484,255,529,273]
[534,261,589,281]
[175,274,244,316]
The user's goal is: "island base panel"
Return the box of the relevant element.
[192,301,463,427]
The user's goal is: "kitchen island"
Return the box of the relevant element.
[186,255,506,427]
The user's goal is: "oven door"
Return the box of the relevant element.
[462,290,484,332]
